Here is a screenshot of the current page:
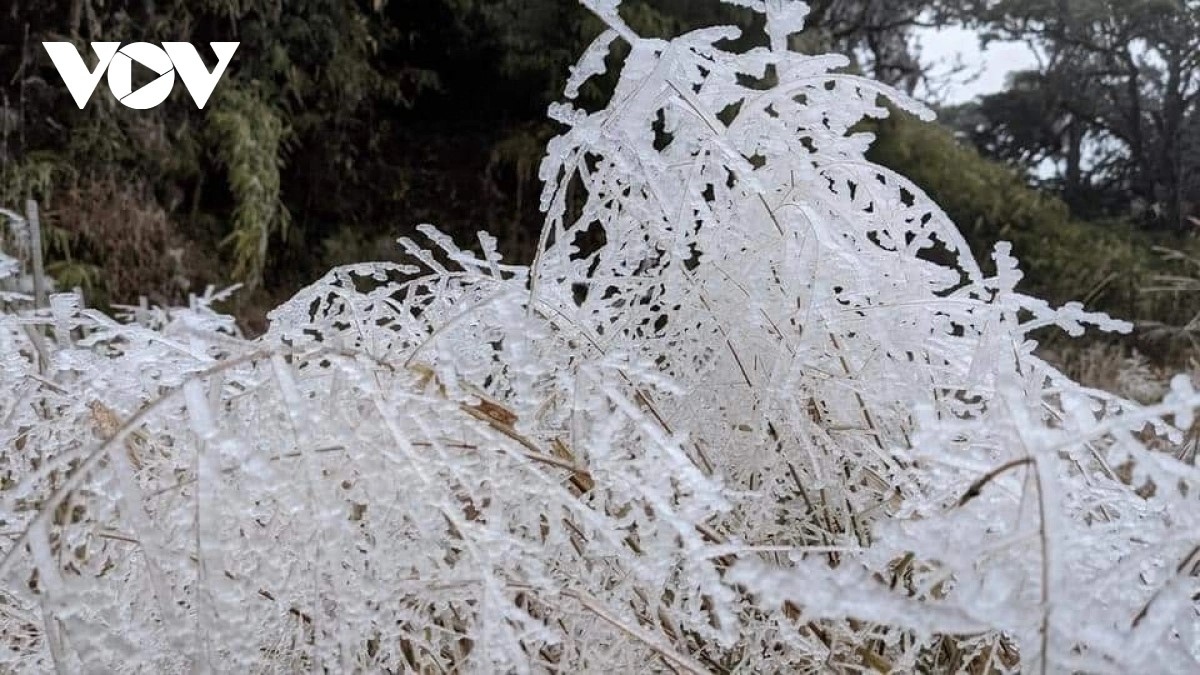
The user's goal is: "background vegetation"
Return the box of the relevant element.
[1,0,1197,343]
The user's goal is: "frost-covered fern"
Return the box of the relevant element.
[2,1,1198,672]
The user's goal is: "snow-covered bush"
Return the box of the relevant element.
[2,1,1198,672]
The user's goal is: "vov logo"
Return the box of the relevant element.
[42,42,239,110]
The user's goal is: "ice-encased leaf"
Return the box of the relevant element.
[565,29,619,98]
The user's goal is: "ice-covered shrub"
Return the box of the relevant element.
[2,1,1199,672]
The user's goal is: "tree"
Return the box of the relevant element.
[805,0,931,91]
[946,0,1200,229]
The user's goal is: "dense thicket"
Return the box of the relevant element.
[2,4,1198,670]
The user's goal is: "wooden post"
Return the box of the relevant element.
[25,199,46,309]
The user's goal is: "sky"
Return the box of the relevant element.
[913,25,1041,104]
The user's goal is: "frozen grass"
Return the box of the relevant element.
[1,1,1198,672]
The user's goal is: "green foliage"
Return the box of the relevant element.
[2,0,433,308]
[869,112,1192,325]
[0,155,70,206]
[206,86,289,290]
[43,259,101,292]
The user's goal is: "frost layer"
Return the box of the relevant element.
[1,1,1198,672]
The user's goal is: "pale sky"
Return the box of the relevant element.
[913,25,1041,105]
